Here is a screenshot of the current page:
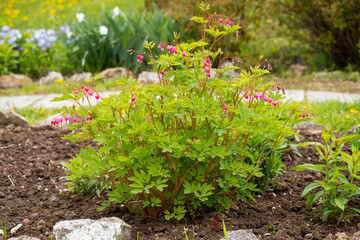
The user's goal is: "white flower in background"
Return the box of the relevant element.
[76,13,85,23]
[99,25,108,35]
[111,6,120,18]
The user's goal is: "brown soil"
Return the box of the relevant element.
[1,124,360,240]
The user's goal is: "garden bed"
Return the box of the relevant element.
[0,124,359,240]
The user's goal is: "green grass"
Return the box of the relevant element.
[0,79,122,97]
[296,100,360,132]
[13,105,69,125]
[1,0,144,30]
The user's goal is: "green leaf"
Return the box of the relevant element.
[334,198,346,211]
[338,183,358,190]
[292,164,326,173]
[349,207,360,214]
[301,182,321,198]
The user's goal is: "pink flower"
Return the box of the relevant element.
[206,71,211,78]
[181,51,186,57]
[86,116,92,121]
[167,45,172,54]
[95,95,100,100]
[88,91,94,96]
[263,95,268,102]
[84,87,89,92]
[268,97,273,104]
[65,115,71,121]
[204,66,210,73]
[73,116,77,123]
[81,85,84,89]
[74,90,79,95]
[171,46,177,54]
[161,69,166,77]
[222,102,228,117]
[131,96,136,105]
[219,18,224,24]
[302,114,306,118]
[59,116,63,124]
[244,93,249,99]
[204,58,211,66]
[226,19,230,26]
[137,55,144,63]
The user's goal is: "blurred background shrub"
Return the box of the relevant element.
[0,0,359,78]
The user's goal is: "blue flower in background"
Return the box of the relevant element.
[0,26,22,46]
[60,25,70,33]
[1,25,10,32]
[30,28,58,50]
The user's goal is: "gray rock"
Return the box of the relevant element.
[138,71,160,84]
[313,71,328,79]
[0,110,28,126]
[68,72,92,82]
[0,74,32,88]
[288,64,306,76]
[8,235,40,240]
[97,67,133,81]
[293,121,324,136]
[39,71,64,84]
[348,124,360,135]
[53,217,131,240]
[219,229,258,240]
[328,70,344,80]
[219,62,238,79]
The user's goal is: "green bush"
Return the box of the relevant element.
[56,3,297,220]
[0,43,18,75]
[65,3,179,74]
[277,0,360,70]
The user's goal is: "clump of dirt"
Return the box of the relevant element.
[0,124,359,240]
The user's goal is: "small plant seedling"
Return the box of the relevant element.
[293,127,360,223]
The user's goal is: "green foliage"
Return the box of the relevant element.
[18,41,70,78]
[293,128,360,223]
[0,215,7,240]
[67,3,179,74]
[277,0,360,69]
[297,100,360,132]
[58,3,297,220]
[0,43,18,75]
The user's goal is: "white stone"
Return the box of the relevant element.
[53,217,131,240]
[137,71,160,84]
[219,229,258,240]
[39,71,64,84]
[10,223,23,234]
[0,110,28,126]
[68,73,92,82]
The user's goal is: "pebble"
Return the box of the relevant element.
[37,220,45,225]
[22,218,30,225]
[10,223,23,234]
[30,213,39,218]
